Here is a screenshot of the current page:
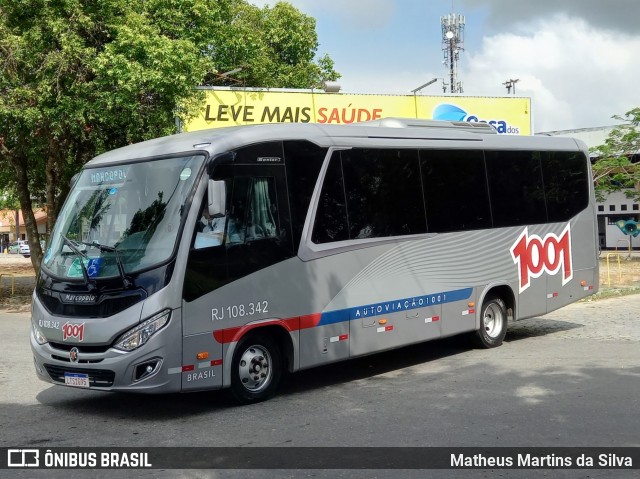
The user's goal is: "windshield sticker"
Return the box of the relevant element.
[67,257,102,278]
[67,258,83,278]
[179,167,192,181]
[108,187,118,195]
[86,258,102,277]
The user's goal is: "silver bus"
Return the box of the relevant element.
[31,119,598,403]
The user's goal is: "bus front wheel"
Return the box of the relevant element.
[230,333,282,404]
[474,296,507,348]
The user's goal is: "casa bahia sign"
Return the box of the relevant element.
[183,87,531,136]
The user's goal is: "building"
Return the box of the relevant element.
[0,209,48,251]
[540,126,639,250]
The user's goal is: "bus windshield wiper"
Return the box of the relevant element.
[61,234,94,289]
[82,240,133,289]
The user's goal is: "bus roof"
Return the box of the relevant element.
[87,120,586,167]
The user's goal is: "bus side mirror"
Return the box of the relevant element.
[208,180,226,218]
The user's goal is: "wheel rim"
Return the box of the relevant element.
[483,303,504,339]
[237,344,273,393]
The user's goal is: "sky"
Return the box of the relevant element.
[259,0,640,133]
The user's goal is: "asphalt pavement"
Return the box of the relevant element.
[0,293,639,478]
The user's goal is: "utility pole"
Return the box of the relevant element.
[503,79,519,95]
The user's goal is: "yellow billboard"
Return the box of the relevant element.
[185,89,531,135]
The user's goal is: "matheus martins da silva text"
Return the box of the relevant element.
[451,453,633,468]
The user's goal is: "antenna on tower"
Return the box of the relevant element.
[503,78,519,95]
[441,13,465,94]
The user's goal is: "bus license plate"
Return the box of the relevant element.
[64,372,90,388]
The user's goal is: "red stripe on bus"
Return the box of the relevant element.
[212,317,311,344]
[213,328,240,344]
[182,365,194,372]
[299,313,322,329]
[211,359,223,367]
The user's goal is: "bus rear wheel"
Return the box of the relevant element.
[474,296,507,348]
[230,333,282,404]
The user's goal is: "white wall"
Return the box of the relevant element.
[597,191,640,249]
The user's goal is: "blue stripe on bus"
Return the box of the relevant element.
[317,287,473,326]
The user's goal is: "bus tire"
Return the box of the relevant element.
[230,333,282,404]
[473,296,507,348]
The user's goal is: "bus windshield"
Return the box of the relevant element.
[43,155,205,280]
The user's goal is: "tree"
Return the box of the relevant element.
[590,107,640,203]
[0,0,339,270]
[201,1,340,87]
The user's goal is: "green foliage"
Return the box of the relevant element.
[0,165,19,209]
[0,0,339,268]
[204,2,340,88]
[591,108,640,203]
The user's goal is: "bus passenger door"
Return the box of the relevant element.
[182,196,229,392]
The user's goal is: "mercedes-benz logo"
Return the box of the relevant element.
[69,347,79,363]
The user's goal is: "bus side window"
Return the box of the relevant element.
[228,177,278,244]
[420,149,492,232]
[341,148,426,238]
[246,178,278,240]
[312,153,349,243]
[227,176,250,244]
[225,172,293,283]
[486,150,547,227]
[541,151,589,222]
[193,200,226,249]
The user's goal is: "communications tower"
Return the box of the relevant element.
[441,13,465,93]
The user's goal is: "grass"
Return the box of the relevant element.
[582,286,640,302]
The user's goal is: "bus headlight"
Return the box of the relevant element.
[32,323,48,345]
[113,310,171,352]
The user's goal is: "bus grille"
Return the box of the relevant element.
[48,342,107,364]
[38,291,144,318]
[44,364,115,387]
[49,342,110,354]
